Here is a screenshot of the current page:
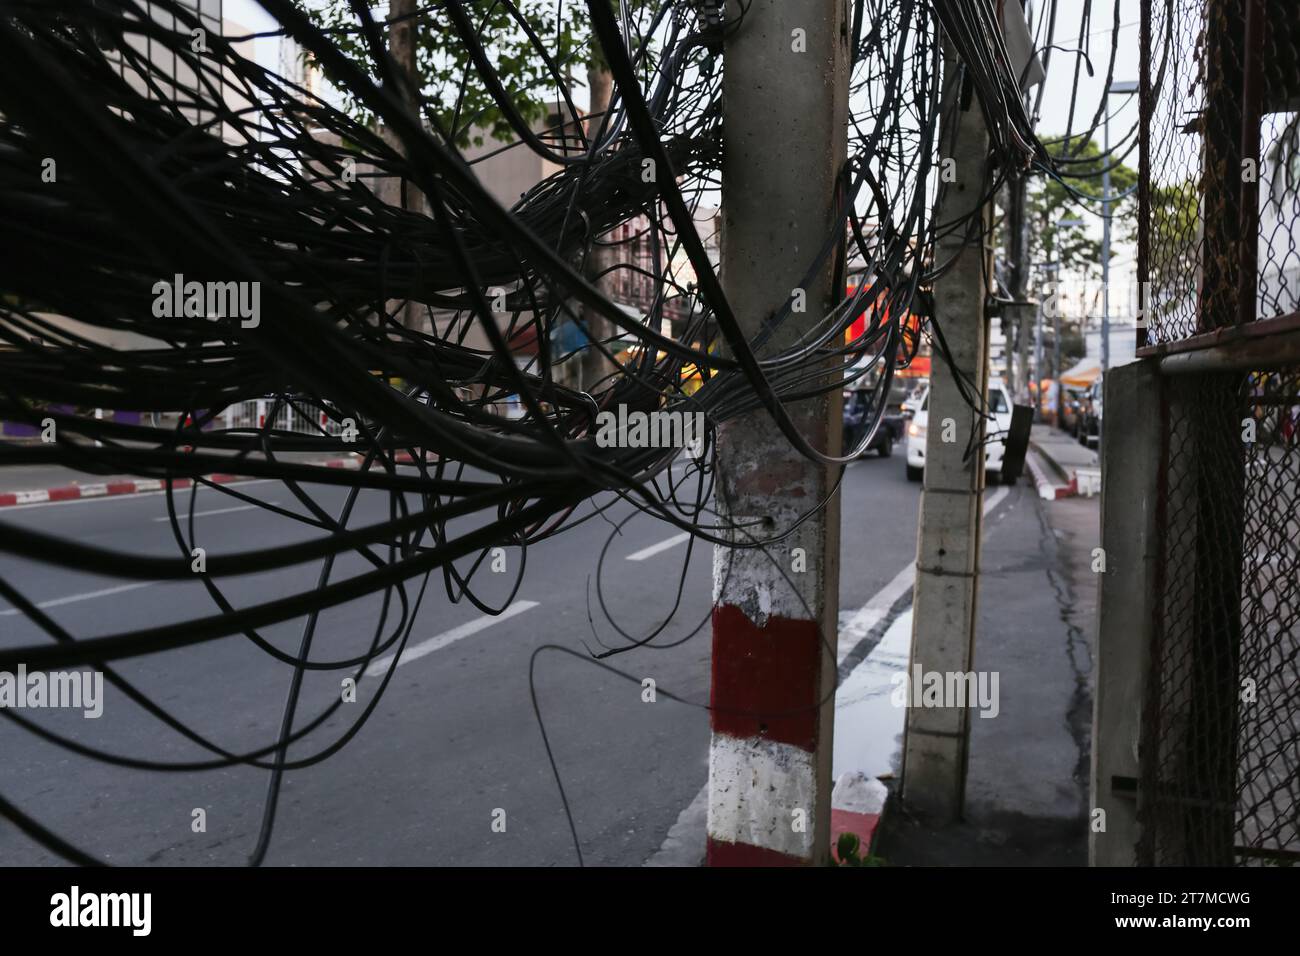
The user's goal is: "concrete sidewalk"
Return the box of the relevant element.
[1032,424,1098,479]
[874,481,1099,865]
[1024,425,1101,500]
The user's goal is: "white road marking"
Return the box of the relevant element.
[151,502,280,522]
[834,485,1005,662]
[645,481,1014,865]
[836,562,915,664]
[984,484,1010,516]
[0,581,154,617]
[626,532,691,562]
[364,600,540,678]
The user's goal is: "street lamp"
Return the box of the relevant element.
[1101,80,1138,385]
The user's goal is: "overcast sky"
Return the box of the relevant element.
[1027,1,1141,302]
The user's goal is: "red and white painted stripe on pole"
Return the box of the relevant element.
[707,445,836,866]
[708,605,824,865]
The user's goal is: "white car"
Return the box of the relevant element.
[905,379,1015,484]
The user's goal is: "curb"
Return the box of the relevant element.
[830,771,889,862]
[0,455,373,508]
[1025,449,1076,500]
[1029,438,1075,483]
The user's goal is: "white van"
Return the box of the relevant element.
[905,379,1015,484]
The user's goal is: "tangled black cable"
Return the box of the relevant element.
[0,0,1050,865]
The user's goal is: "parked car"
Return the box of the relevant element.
[1059,386,1086,435]
[901,381,928,419]
[842,382,906,458]
[880,379,911,436]
[905,378,1016,483]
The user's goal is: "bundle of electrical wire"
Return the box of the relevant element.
[0,0,1045,864]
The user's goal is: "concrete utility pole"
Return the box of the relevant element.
[1100,108,1112,382]
[900,36,993,823]
[385,0,425,332]
[1052,285,1061,411]
[1005,175,1031,401]
[707,0,847,866]
[1033,292,1044,421]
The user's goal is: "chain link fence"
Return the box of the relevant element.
[1141,0,1207,344]
[1133,0,1300,865]
[1139,368,1300,865]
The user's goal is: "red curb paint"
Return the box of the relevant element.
[830,808,881,861]
[1027,453,1076,500]
[709,605,823,751]
[0,458,364,508]
[706,837,806,867]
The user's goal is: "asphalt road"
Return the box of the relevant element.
[0,449,920,866]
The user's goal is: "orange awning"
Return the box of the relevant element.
[1060,365,1100,388]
